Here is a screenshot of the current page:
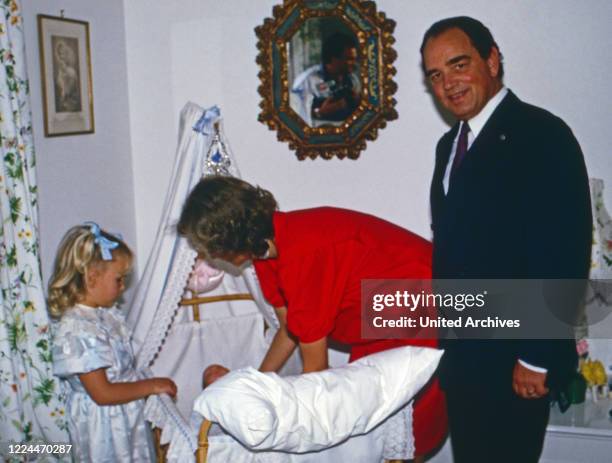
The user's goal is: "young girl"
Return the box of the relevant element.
[48,223,177,462]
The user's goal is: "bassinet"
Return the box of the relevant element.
[149,292,418,463]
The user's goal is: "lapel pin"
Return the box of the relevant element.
[499,134,507,141]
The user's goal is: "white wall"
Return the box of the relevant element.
[123,0,612,266]
[21,0,136,284]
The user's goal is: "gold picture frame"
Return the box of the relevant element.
[255,0,397,160]
[37,14,94,137]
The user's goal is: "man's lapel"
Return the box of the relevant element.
[430,123,458,229]
[446,91,520,194]
[467,90,519,159]
[433,123,458,192]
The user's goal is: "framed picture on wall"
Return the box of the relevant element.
[37,14,94,136]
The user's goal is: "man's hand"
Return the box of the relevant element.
[512,361,549,399]
[316,97,348,118]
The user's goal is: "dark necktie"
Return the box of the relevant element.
[450,122,470,178]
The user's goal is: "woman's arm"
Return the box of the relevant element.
[79,369,177,406]
[299,337,329,373]
[259,306,298,372]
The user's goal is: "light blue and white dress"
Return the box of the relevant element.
[52,304,156,462]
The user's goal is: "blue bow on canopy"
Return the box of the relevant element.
[84,221,120,260]
[193,105,221,135]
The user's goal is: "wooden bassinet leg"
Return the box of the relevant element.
[196,419,213,463]
[153,427,168,462]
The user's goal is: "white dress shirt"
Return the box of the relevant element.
[443,87,508,194]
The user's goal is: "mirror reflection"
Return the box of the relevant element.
[256,0,397,160]
[288,18,361,127]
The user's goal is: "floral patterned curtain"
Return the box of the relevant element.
[0,0,69,456]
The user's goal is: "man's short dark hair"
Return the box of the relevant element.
[322,33,357,64]
[420,16,504,79]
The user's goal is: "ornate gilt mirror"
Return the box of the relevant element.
[256,0,397,160]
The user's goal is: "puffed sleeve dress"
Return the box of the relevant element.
[254,207,447,456]
[52,304,155,462]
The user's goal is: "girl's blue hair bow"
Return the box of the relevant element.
[84,221,120,261]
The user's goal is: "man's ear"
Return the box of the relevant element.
[486,46,501,78]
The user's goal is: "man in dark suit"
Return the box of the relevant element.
[420,17,592,462]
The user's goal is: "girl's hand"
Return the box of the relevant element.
[151,378,178,398]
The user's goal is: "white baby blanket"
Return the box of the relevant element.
[194,345,443,453]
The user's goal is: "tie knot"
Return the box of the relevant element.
[460,121,470,137]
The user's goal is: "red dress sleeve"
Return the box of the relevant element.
[279,246,347,343]
[253,259,286,308]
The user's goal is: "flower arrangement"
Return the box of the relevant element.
[577,338,610,402]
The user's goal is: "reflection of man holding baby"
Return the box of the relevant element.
[291,33,361,127]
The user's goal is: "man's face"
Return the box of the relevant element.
[330,47,358,75]
[423,28,501,121]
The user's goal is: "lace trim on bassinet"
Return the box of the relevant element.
[137,239,197,368]
[382,401,414,460]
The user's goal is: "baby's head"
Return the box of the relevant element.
[203,364,229,388]
[47,223,132,317]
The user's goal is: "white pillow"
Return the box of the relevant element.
[193,345,442,452]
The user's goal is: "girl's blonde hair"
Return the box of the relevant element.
[47,224,132,318]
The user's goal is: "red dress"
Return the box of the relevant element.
[253,208,447,456]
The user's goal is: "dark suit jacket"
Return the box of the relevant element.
[430,91,592,390]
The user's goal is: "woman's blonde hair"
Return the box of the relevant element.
[47,224,132,318]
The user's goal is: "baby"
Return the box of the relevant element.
[203,364,230,388]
